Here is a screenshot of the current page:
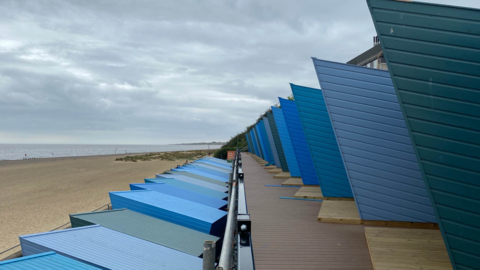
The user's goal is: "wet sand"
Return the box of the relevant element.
[0,154,184,258]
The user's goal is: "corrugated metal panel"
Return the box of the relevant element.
[130,183,227,209]
[313,58,436,222]
[204,157,230,165]
[252,126,264,159]
[279,98,320,185]
[171,168,226,183]
[163,171,228,188]
[194,160,231,170]
[271,107,301,177]
[109,190,227,237]
[20,225,202,270]
[267,111,289,172]
[155,174,228,192]
[291,84,353,198]
[263,116,280,167]
[145,178,228,200]
[259,119,275,164]
[246,133,254,154]
[255,124,267,160]
[69,209,219,257]
[0,251,100,269]
[368,0,480,268]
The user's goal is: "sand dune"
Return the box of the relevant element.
[0,154,184,258]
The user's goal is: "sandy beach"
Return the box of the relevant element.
[0,154,185,258]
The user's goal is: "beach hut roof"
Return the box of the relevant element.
[0,251,100,269]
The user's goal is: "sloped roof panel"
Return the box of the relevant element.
[144,178,227,200]
[255,124,267,160]
[246,132,254,154]
[155,174,228,192]
[164,171,228,187]
[170,168,226,183]
[368,0,480,267]
[313,58,436,223]
[0,252,100,270]
[249,130,259,156]
[291,84,353,198]
[109,190,227,237]
[183,165,229,178]
[263,116,280,167]
[259,119,275,164]
[271,107,301,177]
[70,209,219,257]
[279,98,320,185]
[130,183,227,209]
[19,225,202,270]
[267,111,289,172]
[252,127,264,159]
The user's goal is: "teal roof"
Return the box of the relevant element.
[70,209,219,257]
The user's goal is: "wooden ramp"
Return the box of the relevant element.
[263,165,276,170]
[365,227,452,270]
[318,201,439,229]
[281,178,306,186]
[273,172,290,179]
[267,168,282,174]
[294,186,355,200]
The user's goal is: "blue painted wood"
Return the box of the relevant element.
[246,133,253,153]
[170,168,227,183]
[252,127,263,159]
[110,190,227,237]
[313,58,436,223]
[249,130,259,156]
[130,183,227,209]
[291,84,353,198]
[271,107,301,177]
[255,124,267,160]
[155,174,228,192]
[279,98,320,185]
[263,116,280,167]
[144,178,228,200]
[183,165,229,178]
[267,111,289,172]
[0,252,100,269]
[259,119,275,164]
[19,225,202,270]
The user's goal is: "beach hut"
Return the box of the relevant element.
[144,178,228,200]
[155,174,228,192]
[279,98,320,185]
[195,159,231,169]
[267,111,289,172]
[161,171,228,186]
[192,162,230,172]
[0,251,100,269]
[368,0,480,268]
[291,84,353,198]
[69,209,220,257]
[246,133,254,154]
[109,190,227,237]
[263,116,281,167]
[19,225,202,270]
[313,58,436,223]
[252,126,265,159]
[129,183,227,209]
[170,168,226,183]
[255,124,267,161]
[271,106,300,177]
[183,164,229,178]
[258,119,275,165]
[250,130,260,157]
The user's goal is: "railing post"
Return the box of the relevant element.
[203,240,216,270]
[227,172,233,204]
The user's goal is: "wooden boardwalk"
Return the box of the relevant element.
[243,154,373,270]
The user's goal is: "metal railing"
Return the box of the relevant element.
[204,149,255,270]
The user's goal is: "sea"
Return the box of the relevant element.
[0,144,222,161]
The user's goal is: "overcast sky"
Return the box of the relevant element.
[1,0,478,144]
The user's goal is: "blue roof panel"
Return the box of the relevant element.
[109,190,227,237]
[291,84,353,198]
[155,174,228,192]
[145,178,227,200]
[19,225,202,270]
[272,107,301,177]
[279,98,320,185]
[263,116,280,167]
[259,119,275,164]
[313,58,436,223]
[0,252,100,270]
[130,183,227,209]
[170,169,226,183]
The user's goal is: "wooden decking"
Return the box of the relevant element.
[243,154,373,270]
[365,227,452,270]
[273,172,290,179]
[318,201,439,229]
[268,168,282,174]
[281,177,305,186]
[294,186,355,200]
